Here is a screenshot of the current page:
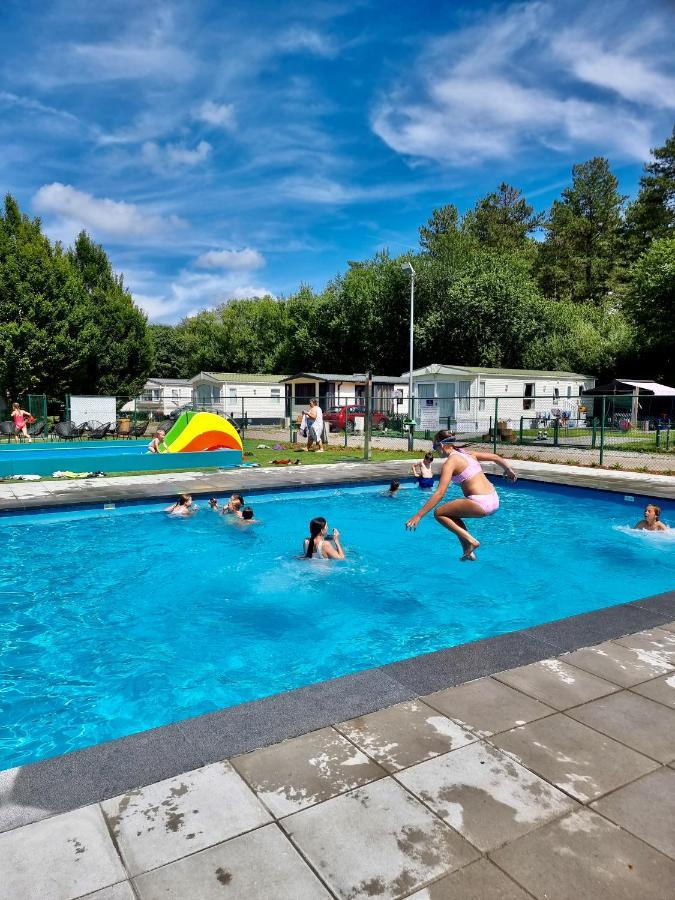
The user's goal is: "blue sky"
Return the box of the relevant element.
[1,0,674,322]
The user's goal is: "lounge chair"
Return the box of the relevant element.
[130,421,149,438]
[28,420,47,439]
[88,422,111,439]
[0,421,15,442]
[53,421,80,440]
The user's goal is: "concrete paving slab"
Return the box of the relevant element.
[281,777,479,900]
[590,767,675,860]
[612,627,675,667]
[493,658,620,710]
[406,858,531,899]
[423,676,554,737]
[101,760,271,877]
[132,823,331,899]
[562,639,674,687]
[630,671,675,708]
[79,883,135,900]
[491,808,675,900]
[0,804,125,900]
[396,741,576,852]
[659,620,675,632]
[491,714,659,802]
[336,700,477,773]
[567,691,675,763]
[231,726,385,816]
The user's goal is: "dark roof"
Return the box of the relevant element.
[281,372,405,384]
[582,379,675,397]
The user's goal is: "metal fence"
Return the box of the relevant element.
[7,392,674,473]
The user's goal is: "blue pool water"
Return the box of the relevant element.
[1,479,674,769]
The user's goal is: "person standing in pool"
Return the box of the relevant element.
[635,504,668,531]
[405,429,517,561]
[10,403,32,443]
[165,494,197,516]
[411,452,435,488]
[303,516,345,559]
[223,493,245,517]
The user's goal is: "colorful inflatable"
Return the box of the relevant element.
[160,411,243,453]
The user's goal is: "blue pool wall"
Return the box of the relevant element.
[0,440,242,476]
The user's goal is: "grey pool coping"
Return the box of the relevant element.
[1,588,674,834]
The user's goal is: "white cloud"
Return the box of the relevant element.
[142,140,212,168]
[33,183,183,240]
[278,26,337,58]
[195,101,236,129]
[132,270,274,322]
[196,248,265,270]
[372,2,674,166]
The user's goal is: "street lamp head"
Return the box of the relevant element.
[401,261,416,276]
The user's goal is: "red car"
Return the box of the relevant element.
[324,405,389,433]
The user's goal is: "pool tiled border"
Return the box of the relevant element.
[1,460,673,835]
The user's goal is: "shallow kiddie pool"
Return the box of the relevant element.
[0,440,241,477]
[1,478,673,769]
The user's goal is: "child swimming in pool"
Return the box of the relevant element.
[165,494,197,516]
[405,429,517,561]
[223,493,244,518]
[303,517,345,560]
[635,504,668,531]
[411,452,435,488]
[386,480,400,497]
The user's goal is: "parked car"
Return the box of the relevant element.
[324,405,389,433]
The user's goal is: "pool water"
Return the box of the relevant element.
[1,479,674,769]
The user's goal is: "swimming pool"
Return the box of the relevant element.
[0,440,241,476]
[1,479,673,769]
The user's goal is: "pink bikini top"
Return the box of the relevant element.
[450,449,482,484]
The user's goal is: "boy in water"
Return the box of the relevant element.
[387,480,400,497]
[223,493,244,518]
[635,504,668,531]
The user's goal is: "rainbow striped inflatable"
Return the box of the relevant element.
[160,411,243,453]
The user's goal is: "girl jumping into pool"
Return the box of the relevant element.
[303,516,345,560]
[10,403,32,443]
[405,430,517,561]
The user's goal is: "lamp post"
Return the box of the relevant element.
[401,261,416,450]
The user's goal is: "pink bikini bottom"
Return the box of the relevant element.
[466,491,499,515]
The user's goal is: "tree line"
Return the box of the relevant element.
[1,127,673,406]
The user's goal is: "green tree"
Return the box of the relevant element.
[148,324,189,378]
[623,239,675,383]
[537,158,626,303]
[67,231,154,398]
[624,126,675,262]
[419,204,460,253]
[0,194,83,403]
[462,183,544,253]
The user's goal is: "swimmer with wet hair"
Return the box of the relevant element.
[635,504,668,531]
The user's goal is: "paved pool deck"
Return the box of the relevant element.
[2,612,675,899]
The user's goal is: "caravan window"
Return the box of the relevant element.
[523,383,535,410]
[271,388,281,403]
[553,387,560,402]
[479,381,485,412]
[458,381,471,411]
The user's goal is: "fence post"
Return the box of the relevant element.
[553,417,559,447]
[343,401,348,449]
[364,374,372,460]
[591,417,597,448]
[492,398,498,453]
[519,416,524,444]
[241,398,246,440]
[599,396,606,465]
[666,427,671,452]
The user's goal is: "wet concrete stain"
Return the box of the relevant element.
[67,837,86,860]
[396,824,446,868]
[170,782,189,797]
[215,867,232,886]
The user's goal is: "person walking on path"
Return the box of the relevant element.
[303,398,324,452]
